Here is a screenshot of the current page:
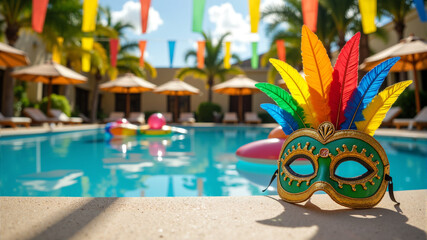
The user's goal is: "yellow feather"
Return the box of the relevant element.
[356,80,412,136]
[270,58,318,127]
[301,25,333,124]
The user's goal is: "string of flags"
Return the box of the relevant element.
[29,0,427,72]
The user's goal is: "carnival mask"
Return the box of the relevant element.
[258,26,411,208]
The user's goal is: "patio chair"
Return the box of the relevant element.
[223,112,238,124]
[104,112,124,123]
[393,106,427,130]
[381,107,402,127]
[23,108,62,125]
[48,109,83,125]
[0,112,31,128]
[128,112,145,124]
[244,112,262,124]
[161,112,173,123]
[179,112,196,123]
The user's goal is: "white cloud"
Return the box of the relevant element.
[110,1,163,34]
[261,0,285,24]
[208,3,259,54]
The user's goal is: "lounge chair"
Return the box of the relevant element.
[393,106,427,130]
[179,112,196,123]
[0,112,31,128]
[78,113,91,123]
[23,108,62,125]
[381,107,402,127]
[128,112,145,124]
[223,112,238,124]
[162,112,173,123]
[245,112,262,124]
[48,109,83,125]
[104,112,124,123]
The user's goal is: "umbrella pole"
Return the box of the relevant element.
[47,78,52,116]
[126,89,130,118]
[412,55,421,113]
[239,95,243,123]
[174,95,179,123]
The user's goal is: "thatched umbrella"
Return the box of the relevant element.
[99,73,157,117]
[0,42,29,67]
[360,35,427,113]
[12,61,87,113]
[212,75,260,122]
[154,79,200,122]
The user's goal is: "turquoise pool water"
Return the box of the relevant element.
[0,127,426,197]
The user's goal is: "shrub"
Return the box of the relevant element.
[197,102,222,122]
[40,94,71,116]
[393,89,427,118]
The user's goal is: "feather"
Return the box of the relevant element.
[261,103,299,135]
[341,57,400,129]
[329,33,360,129]
[256,82,307,128]
[301,25,333,124]
[269,58,318,128]
[356,80,412,136]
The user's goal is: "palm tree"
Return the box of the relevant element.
[378,0,412,41]
[176,32,243,102]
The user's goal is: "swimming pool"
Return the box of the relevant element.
[1,127,426,197]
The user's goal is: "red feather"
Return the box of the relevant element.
[329,32,360,129]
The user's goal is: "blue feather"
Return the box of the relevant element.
[341,57,400,129]
[261,103,299,135]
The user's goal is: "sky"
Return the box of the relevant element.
[98,0,284,68]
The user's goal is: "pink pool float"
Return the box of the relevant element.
[236,126,288,165]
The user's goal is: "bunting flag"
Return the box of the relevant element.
[249,0,261,33]
[192,0,206,33]
[109,38,119,67]
[301,0,318,32]
[197,41,205,69]
[414,0,427,22]
[82,37,94,72]
[251,42,258,69]
[168,41,176,68]
[276,39,286,62]
[139,40,147,67]
[82,0,98,32]
[32,0,49,33]
[359,0,377,34]
[52,37,63,64]
[224,42,231,69]
[140,0,151,33]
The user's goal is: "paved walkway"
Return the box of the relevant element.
[1,190,426,240]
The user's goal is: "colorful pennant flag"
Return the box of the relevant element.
[52,37,63,64]
[140,0,151,33]
[414,0,427,22]
[224,42,231,69]
[192,0,206,33]
[32,0,49,33]
[109,39,119,67]
[82,37,94,72]
[359,0,377,34]
[276,39,286,62]
[139,40,147,67]
[82,0,98,32]
[301,0,318,32]
[197,41,205,69]
[249,0,261,33]
[168,41,176,68]
[251,42,259,69]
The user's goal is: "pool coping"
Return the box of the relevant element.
[1,123,426,139]
[1,190,425,240]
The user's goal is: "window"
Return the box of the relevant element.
[115,93,141,112]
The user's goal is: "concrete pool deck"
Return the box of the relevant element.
[1,190,426,240]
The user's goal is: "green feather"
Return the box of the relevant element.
[256,83,307,128]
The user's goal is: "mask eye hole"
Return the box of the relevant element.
[286,154,315,177]
[334,158,373,180]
